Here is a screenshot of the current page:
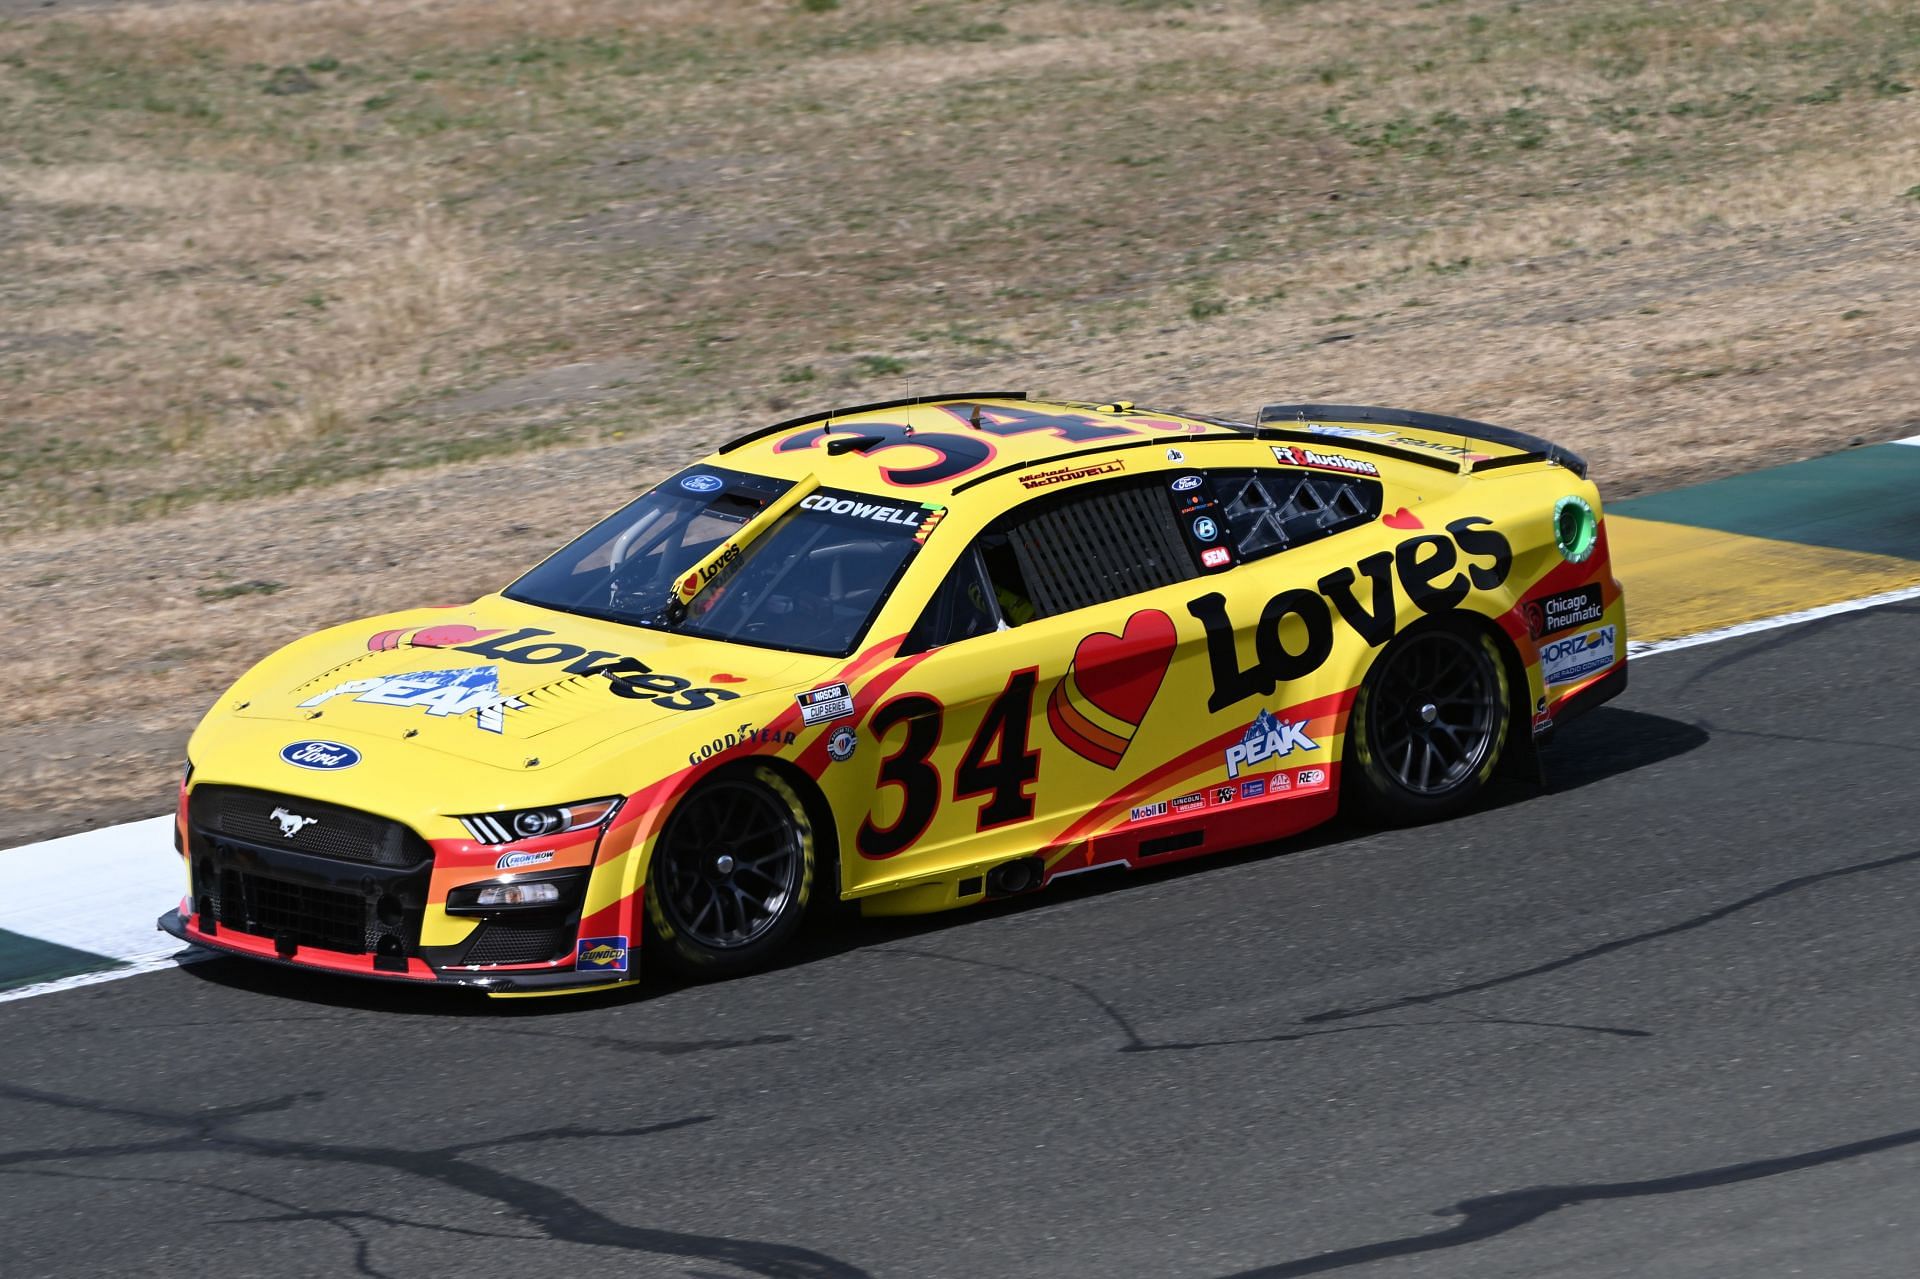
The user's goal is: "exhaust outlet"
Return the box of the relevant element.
[985,856,1045,898]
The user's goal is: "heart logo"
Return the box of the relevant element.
[367,624,499,652]
[711,673,746,684]
[1046,609,1177,768]
[1382,507,1423,530]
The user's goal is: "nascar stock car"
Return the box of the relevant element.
[163,393,1625,994]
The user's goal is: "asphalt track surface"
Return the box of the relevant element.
[4,602,1919,1278]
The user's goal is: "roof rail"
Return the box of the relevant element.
[716,391,1028,454]
[1255,403,1587,478]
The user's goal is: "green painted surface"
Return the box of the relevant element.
[1615,443,1920,560]
[0,928,122,993]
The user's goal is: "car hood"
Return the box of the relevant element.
[222,595,831,772]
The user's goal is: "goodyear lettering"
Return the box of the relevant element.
[689,722,799,766]
[1191,516,1513,713]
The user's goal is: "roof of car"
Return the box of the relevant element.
[711,393,1248,500]
[706,391,1581,503]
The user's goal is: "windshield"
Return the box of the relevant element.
[505,467,940,656]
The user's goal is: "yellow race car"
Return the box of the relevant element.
[163,394,1625,995]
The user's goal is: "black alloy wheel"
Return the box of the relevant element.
[644,766,816,977]
[1347,619,1510,824]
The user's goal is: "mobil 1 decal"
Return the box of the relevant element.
[1189,517,1512,713]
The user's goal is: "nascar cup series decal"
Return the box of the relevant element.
[1541,625,1616,686]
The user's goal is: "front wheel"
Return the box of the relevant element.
[1346,619,1510,825]
[644,766,816,978]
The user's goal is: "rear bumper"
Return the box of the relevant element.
[159,908,637,995]
[1534,657,1627,746]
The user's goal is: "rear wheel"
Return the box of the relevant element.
[644,766,815,978]
[1346,619,1510,824]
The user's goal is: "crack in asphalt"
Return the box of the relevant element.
[0,1166,533,1279]
[1301,845,1920,1024]
[885,947,1650,1054]
[1213,1123,1920,1277]
[0,1082,872,1279]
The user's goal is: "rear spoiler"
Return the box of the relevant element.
[1255,403,1587,479]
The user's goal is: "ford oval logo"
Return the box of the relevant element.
[1170,474,1204,492]
[679,473,724,493]
[280,740,361,770]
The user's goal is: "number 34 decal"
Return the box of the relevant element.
[857,669,1041,859]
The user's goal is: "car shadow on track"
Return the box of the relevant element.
[174,704,1707,1016]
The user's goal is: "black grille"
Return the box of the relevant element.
[217,867,370,953]
[191,785,427,868]
[460,919,575,966]
[1008,479,1196,618]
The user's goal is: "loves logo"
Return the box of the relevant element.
[1046,609,1177,768]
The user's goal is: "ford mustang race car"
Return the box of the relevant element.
[162,393,1625,994]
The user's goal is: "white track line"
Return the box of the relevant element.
[3,583,1918,1005]
[1627,582,1920,659]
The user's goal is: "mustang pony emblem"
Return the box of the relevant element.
[269,806,319,838]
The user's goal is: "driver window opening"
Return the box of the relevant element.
[902,547,1003,654]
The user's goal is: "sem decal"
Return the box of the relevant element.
[1046,609,1177,769]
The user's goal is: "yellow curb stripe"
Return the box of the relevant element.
[1609,515,1920,644]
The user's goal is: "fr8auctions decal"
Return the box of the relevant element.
[857,670,1041,859]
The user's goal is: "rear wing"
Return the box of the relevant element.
[1255,403,1588,479]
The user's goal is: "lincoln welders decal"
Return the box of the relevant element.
[1190,517,1512,713]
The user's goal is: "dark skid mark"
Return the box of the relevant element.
[1675,601,1919,696]
[1303,845,1920,1024]
[1694,720,1920,757]
[484,1026,795,1057]
[887,948,1648,1053]
[0,1083,871,1279]
[1216,1123,1920,1278]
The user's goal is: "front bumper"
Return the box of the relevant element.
[159,907,637,995]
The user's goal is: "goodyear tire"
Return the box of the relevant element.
[1346,618,1510,825]
[644,765,816,978]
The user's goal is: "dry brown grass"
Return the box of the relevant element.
[0,0,1917,840]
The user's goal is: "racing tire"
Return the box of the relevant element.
[644,765,816,979]
[1345,617,1510,826]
